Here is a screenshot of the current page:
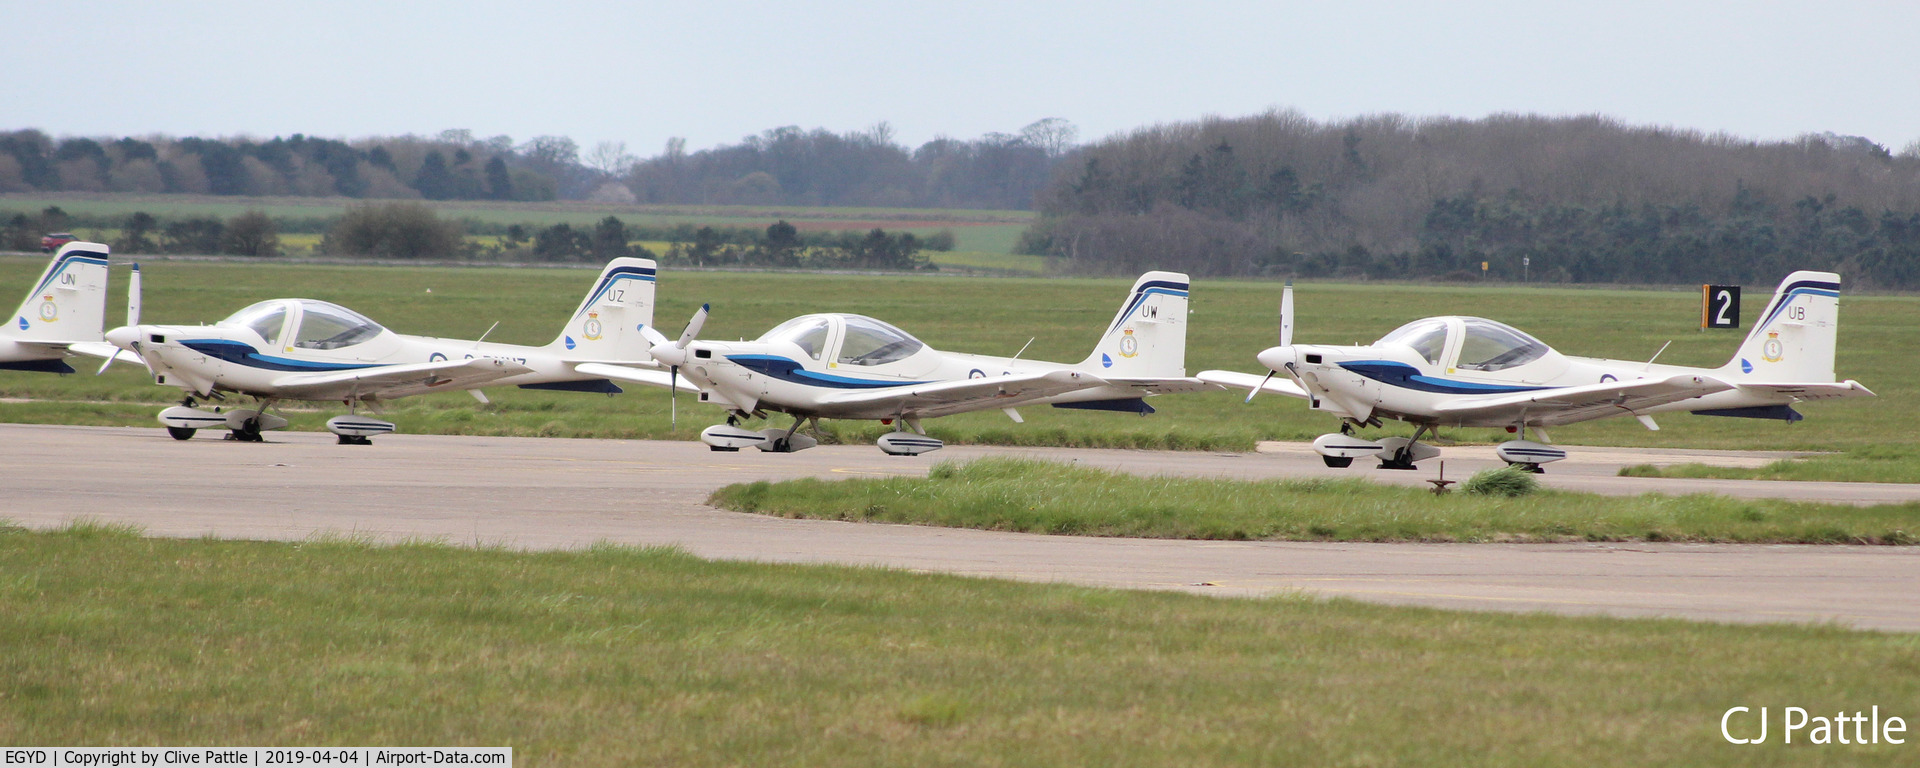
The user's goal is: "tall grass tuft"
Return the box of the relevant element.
[1462,466,1541,497]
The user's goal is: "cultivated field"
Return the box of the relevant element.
[3,523,1915,766]
[0,257,1912,474]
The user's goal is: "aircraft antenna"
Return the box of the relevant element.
[1011,337,1035,360]
[1643,340,1672,370]
[475,321,501,345]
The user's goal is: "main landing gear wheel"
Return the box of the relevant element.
[1508,462,1545,474]
[338,435,373,446]
[227,418,264,443]
[1322,455,1353,468]
[166,426,196,441]
[1377,449,1417,471]
[1374,428,1439,471]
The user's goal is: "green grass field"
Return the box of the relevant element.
[4,522,1916,765]
[1,257,1912,473]
[712,457,1920,544]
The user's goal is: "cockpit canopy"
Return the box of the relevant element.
[757,315,835,360]
[1375,316,1553,372]
[836,314,924,365]
[755,313,927,366]
[222,299,386,350]
[1376,319,1450,365]
[1454,317,1550,372]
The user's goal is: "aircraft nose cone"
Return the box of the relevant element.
[105,325,140,351]
[1256,346,1297,372]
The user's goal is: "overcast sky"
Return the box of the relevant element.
[11,0,1918,156]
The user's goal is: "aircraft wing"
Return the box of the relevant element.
[1196,369,1310,399]
[1432,374,1734,426]
[268,358,532,401]
[819,369,1110,418]
[573,362,702,393]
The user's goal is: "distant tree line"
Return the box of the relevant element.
[0,119,1077,210]
[1019,111,1920,288]
[623,119,1076,209]
[0,129,590,202]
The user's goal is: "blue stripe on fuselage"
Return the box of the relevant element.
[1337,360,1550,395]
[725,354,935,389]
[181,339,380,372]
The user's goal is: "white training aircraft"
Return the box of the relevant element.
[1,242,111,373]
[1199,271,1875,471]
[76,258,662,443]
[588,271,1214,455]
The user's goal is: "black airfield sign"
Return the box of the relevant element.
[1703,284,1741,329]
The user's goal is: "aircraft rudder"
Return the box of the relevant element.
[554,257,659,361]
[1084,270,1190,377]
[1724,270,1840,382]
[8,242,110,343]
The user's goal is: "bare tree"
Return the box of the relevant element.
[1021,118,1079,158]
[585,140,638,176]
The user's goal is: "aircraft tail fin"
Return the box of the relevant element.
[6,242,111,344]
[1080,271,1190,378]
[1721,270,1841,383]
[549,257,659,361]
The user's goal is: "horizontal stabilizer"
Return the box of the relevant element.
[573,362,702,393]
[1731,380,1875,401]
[1100,376,1222,395]
[65,341,121,360]
[1196,369,1310,399]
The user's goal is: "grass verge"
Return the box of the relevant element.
[1621,444,1920,484]
[3,522,1918,765]
[711,457,1920,544]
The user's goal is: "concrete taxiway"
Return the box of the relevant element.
[4,423,1917,631]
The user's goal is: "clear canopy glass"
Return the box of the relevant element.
[1375,319,1450,365]
[290,300,385,350]
[223,301,288,346]
[756,316,833,360]
[1455,317,1550,371]
[835,314,924,366]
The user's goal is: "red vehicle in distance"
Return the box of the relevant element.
[40,233,78,252]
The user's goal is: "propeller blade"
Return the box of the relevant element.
[1279,280,1293,347]
[94,353,116,376]
[677,303,710,349]
[669,365,678,430]
[653,304,709,367]
[126,263,142,327]
[1245,370,1276,404]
